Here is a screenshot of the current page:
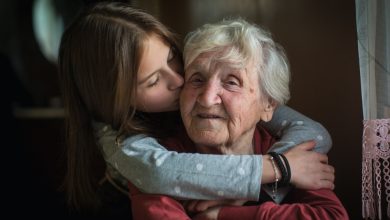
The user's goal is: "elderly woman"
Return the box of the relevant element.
[129,19,348,220]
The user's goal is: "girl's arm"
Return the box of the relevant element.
[262,105,332,154]
[94,106,332,200]
[261,105,333,202]
[95,125,262,201]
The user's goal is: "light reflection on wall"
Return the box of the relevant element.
[32,0,64,63]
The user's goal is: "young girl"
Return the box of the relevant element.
[58,2,334,211]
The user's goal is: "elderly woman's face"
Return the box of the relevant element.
[180,51,268,148]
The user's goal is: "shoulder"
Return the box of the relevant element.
[255,125,276,154]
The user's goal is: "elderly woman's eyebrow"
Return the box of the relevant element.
[186,63,206,73]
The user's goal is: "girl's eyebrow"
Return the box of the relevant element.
[138,70,159,84]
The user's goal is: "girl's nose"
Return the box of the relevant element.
[168,72,184,90]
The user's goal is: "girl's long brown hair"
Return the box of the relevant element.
[58,2,181,211]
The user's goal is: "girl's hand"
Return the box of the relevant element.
[284,140,335,190]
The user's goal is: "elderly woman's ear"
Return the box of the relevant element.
[259,99,277,122]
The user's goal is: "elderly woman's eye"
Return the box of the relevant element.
[225,76,240,86]
[191,78,204,84]
[189,73,204,86]
[227,80,238,86]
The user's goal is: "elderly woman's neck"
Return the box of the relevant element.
[195,131,255,155]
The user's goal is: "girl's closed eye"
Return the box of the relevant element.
[147,74,160,87]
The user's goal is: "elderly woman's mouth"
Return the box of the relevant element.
[197,113,223,119]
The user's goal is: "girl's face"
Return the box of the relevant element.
[136,34,184,112]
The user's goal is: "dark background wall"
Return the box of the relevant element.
[1,0,362,219]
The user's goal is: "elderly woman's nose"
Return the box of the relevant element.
[197,81,222,107]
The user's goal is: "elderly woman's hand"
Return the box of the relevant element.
[184,199,247,213]
[189,199,248,220]
[284,140,335,190]
[191,206,221,220]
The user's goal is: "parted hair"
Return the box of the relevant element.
[184,18,290,105]
[58,2,180,210]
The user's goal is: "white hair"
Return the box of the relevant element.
[183,18,290,105]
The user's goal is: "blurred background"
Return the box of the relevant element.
[1,0,362,219]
